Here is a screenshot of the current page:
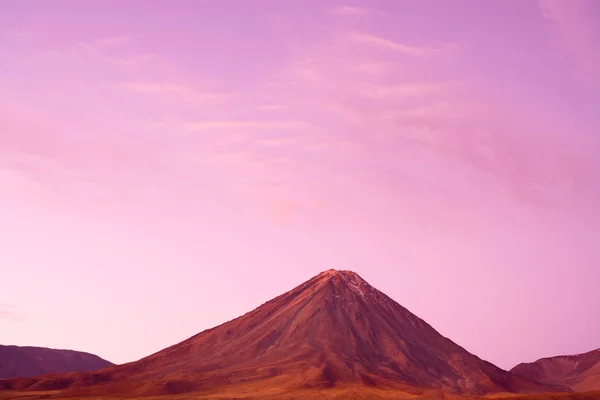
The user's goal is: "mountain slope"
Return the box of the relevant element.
[511,349,600,392]
[0,270,567,397]
[0,345,114,379]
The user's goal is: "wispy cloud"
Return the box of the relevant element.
[3,2,595,224]
[354,62,395,75]
[264,23,595,210]
[125,82,191,95]
[357,82,453,98]
[96,35,138,47]
[329,5,368,16]
[0,304,23,322]
[76,37,155,66]
[256,104,288,111]
[538,0,600,87]
[350,31,455,56]
[184,120,312,131]
[123,82,232,103]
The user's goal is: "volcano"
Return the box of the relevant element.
[0,270,567,398]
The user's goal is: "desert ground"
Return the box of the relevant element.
[2,388,600,400]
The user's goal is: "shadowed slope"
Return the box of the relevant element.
[511,349,600,391]
[0,345,113,379]
[0,270,568,397]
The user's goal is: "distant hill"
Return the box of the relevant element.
[511,349,600,392]
[0,270,567,398]
[0,344,113,379]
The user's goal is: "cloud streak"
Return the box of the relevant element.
[0,304,23,322]
[350,32,455,56]
[329,5,368,16]
[124,82,233,103]
[539,0,600,87]
[184,120,313,131]
[75,36,156,67]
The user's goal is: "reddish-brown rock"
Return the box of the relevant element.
[511,349,600,392]
[0,345,113,379]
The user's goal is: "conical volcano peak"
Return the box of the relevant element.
[313,269,380,302]
[317,269,364,281]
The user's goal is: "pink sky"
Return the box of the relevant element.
[1,0,599,370]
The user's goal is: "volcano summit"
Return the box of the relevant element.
[0,270,567,398]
